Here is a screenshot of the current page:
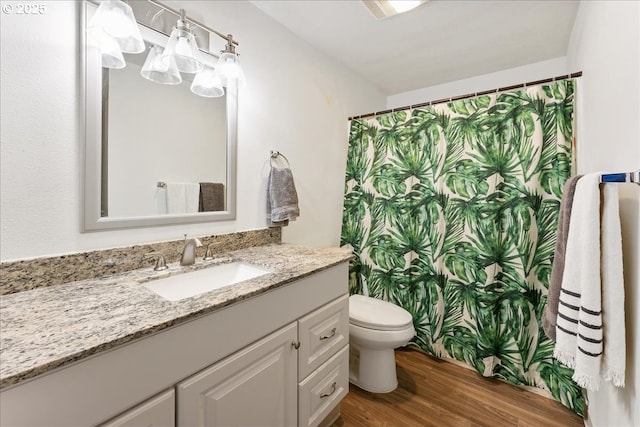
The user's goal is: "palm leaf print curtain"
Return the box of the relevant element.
[341,80,583,414]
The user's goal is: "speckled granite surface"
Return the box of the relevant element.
[0,243,352,390]
[0,228,280,295]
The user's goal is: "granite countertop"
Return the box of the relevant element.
[0,243,352,390]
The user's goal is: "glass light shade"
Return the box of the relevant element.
[88,27,126,69]
[215,52,246,87]
[88,0,144,54]
[162,24,204,73]
[191,68,225,98]
[140,46,182,85]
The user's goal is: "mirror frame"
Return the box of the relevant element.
[82,1,237,231]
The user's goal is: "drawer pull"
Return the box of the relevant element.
[292,340,301,350]
[319,328,337,341]
[320,382,337,398]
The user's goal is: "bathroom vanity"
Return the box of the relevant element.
[0,244,350,427]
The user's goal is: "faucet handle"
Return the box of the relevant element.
[203,242,222,261]
[145,252,168,271]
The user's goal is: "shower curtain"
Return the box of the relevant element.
[341,80,583,415]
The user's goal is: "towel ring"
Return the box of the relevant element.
[270,150,291,168]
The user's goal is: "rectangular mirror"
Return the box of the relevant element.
[83,1,237,231]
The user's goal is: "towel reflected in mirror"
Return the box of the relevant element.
[199,182,225,212]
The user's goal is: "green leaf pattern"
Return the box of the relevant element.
[341,81,583,415]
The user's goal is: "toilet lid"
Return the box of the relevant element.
[349,294,413,331]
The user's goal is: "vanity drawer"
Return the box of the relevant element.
[298,345,349,427]
[298,294,349,380]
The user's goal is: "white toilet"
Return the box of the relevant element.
[348,294,416,393]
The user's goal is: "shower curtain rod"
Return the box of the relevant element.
[348,71,583,121]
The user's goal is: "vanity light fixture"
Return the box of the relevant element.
[88,0,144,54]
[88,26,126,69]
[191,67,225,98]
[140,45,182,85]
[162,9,204,74]
[86,0,246,94]
[216,35,246,88]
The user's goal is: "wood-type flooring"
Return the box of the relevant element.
[333,348,584,427]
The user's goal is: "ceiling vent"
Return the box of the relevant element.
[362,0,429,19]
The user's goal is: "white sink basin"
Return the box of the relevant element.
[143,262,271,302]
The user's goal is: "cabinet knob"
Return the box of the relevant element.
[291,340,301,350]
[320,382,337,398]
[319,328,337,341]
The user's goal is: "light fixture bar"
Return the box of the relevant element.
[146,0,239,48]
[86,0,246,90]
[86,0,240,51]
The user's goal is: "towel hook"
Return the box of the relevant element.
[270,150,291,168]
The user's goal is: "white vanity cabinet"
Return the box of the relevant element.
[175,295,349,427]
[0,262,349,427]
[297,295,349,380]
[299,346,349,427]
[99,389,175,427]
[297,295,349,427]
[177,323,298,427]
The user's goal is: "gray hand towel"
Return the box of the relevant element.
[267,167,299,227]
[199,182,225,212]
[542,175,582,341]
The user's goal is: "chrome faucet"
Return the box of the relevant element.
[180,236,202,266]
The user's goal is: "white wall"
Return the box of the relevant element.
[0,1,385,261]
[387,57,568,109]
[566,2,640,426]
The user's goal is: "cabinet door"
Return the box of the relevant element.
[177,323,297,427]
[298,295,349,380]
[99,389,174,427]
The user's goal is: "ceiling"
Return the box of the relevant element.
[251,0,580,95]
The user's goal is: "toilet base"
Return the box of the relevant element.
[349,345,398,393]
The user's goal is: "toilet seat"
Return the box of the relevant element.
[349,295,413,331]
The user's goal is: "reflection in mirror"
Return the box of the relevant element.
[103,50,227,218]
[83,1,238,231]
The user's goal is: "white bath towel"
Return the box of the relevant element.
[184,183,200,213]
[553,173,625,390]
[166,183,200,214]
[599,183,625,387]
